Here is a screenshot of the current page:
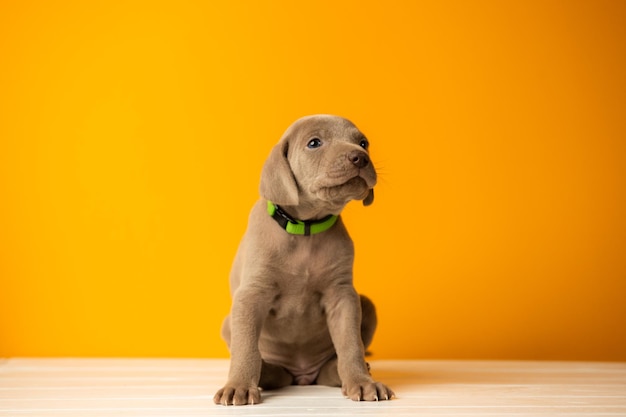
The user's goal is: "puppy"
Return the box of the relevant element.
[214,115,394,405]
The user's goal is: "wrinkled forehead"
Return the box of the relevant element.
[283,116,365,143]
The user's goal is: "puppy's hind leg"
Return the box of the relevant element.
[259,361,293,390]
[359,295,378,351]
[316,357,341,387]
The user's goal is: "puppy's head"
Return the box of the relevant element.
[260,115,376,213]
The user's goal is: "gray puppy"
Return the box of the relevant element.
[214,115,394,406]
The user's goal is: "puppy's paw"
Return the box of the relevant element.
[213,384,261,406]
[342,379,395,402]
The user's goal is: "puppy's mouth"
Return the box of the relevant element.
[312,170,376,203]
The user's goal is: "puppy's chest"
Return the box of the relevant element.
[277,239,347,286]
[269,279,323,320]
[274,262,327,301]
[268,244,345,317]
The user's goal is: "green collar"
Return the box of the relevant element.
[267,200,338,236]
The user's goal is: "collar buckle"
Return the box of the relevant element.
[267,201,338,236]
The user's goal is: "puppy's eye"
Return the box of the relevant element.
[307,138,322,149]
[359,139,369,150]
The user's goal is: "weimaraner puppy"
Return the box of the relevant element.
[214,115,394,405]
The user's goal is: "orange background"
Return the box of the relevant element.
[1,1,625,361]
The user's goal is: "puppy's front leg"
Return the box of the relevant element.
[323,285,394,401]
[214,286,269,406]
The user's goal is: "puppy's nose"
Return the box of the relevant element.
[348,150,369,168]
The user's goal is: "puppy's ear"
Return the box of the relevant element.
[362,188,374,206]
[260,140,299,206]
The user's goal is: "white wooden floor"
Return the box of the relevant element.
[1,358,625,416]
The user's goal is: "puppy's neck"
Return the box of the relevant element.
[276,201,345,222]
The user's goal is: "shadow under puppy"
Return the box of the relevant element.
[214,115,394,406]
